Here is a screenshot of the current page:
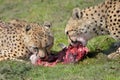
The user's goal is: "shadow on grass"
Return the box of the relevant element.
[87,51,99,58]
[103,41,120,55]
[87,41,120,58]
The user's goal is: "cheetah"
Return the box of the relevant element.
[0,19,54,61]
[65,0,120,59]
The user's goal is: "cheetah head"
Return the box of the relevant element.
[10,20,54,59]
[65,8,105,46]
[24,22,54,59]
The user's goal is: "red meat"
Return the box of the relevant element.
[32,43,88,67]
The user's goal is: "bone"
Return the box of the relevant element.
[30,53,39,65]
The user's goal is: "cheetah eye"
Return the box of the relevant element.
[43,21,51,28]
[26,25,31,32]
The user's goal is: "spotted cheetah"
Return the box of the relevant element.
[65,0,120,59]
[0,19,54,61]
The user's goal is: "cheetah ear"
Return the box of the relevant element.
[72,8,83,19]
[43,21,52,28]
[25,25,31,32]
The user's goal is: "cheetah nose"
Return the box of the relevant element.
[71,40,78,44]
[70,38,82,44]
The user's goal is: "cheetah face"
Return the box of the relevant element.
[65,8,103,46]
[23,22,54,59]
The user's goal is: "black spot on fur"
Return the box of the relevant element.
[14,54,16,56]
[113,14,116,17]
[116,10,119,13]
[98,13,100,16]
[86,14,88,16]
[93,28,96,31]
[113,23,116,25]
[110,19,112,22]
[101,10,104,12]
[105,26,108,28]
[109,16,112,18]
[10,50,13,52]
[118,19,120,22]
[114,19,117,21]
[112,27,114,30]
[116,35,119,37]
[94,10,97,13]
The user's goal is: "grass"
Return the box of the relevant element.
[0,0,119,80]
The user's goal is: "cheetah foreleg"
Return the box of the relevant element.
[107,47,120,59]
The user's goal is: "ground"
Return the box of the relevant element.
[0,0,119,80]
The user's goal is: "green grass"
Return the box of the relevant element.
[0,0,119,80]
